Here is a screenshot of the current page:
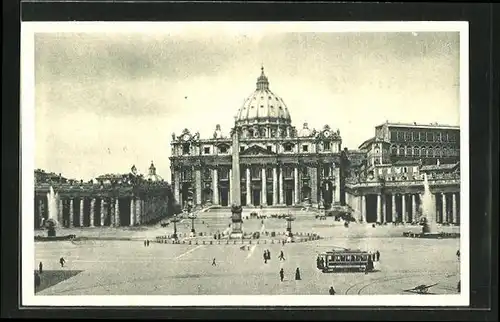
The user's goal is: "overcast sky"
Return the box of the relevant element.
[34,26,460,181]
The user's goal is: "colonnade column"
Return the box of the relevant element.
[229,169,233,204]
[392,194,397,222]
[272,167,278,206]
[402,194,408,223]
[90,198,95,227]
[114,198,120,227]
[69,198,74,228]
[293,167,299,205]
[246,167,251,206]
[411,194,417,223]
[79,198,84,227]
[135,198,142,225]
[431,193,437,223]
[129,198,135,226]
[382,195,387,223]
[174,172,180,204]
[442,193,448,224]
[309,167,318,204]
[212,168,219,205]
[195,168,202,207]
[279,167,284,205]
[334,166,340,204]
[100,198,106,226]
[261,167,267,206]
[58,198,63,226]
[377,194,382,223]
[361,195,367,223]
[452,193,458,225]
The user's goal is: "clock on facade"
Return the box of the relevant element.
[324,130,331,138]
[183,134,190,141]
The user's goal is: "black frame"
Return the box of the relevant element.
[2,1,498,320]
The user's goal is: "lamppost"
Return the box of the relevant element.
[188,212,197,234]
[171,214,180,240]
[285,213,295,237]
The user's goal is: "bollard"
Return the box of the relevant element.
[249,240,252,244]
[196,240,198,245]
[210,241,213,245]
[189,240,192,245]
[226,240,229,245]
[183,240,186,244]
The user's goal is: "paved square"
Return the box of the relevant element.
[34,209,460,295]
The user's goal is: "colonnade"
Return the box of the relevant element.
[34,195,147,228]
[346,191,460,225]
[174,165,341,208]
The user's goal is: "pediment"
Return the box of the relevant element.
[240,145,275,156]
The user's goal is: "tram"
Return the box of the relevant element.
[316,249,374,273]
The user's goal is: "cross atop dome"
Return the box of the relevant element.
[256,65,269,91]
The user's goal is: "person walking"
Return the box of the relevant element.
[266,250,271,260]
[59,257,66,268]
[144,240,147,247]
[39,262,43,274]
[279,268,284,282]
[263,251,268,264]
[212,258,217,266]
[279,250,285,261]
[376,250,380,261]
[295,267,301,280]
[329,286,336,295]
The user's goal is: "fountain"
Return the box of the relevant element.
[403,173,459,239]
[421,173,438,234]
[42,186,60,237]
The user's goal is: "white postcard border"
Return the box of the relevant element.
[21,21,470,307]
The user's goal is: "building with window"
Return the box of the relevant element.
[169,67,359,210]
[345,122,461,225]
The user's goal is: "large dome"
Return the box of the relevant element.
[235,67,292,126]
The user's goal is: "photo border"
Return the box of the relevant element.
[2,1,496,320]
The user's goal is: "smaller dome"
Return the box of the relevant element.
[298,122,312,137]
[146,161,163,182]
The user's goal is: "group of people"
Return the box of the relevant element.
[279,267,301,282]
[143,240,151,247]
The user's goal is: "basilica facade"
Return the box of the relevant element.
[169,67,352,210]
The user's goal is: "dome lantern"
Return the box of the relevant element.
[256,66,270,91]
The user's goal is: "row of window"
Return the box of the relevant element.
[390,146,459,157]
[390,130,459,143]
[378,166,419,175]
[191,142,337,155]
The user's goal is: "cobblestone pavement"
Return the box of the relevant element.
[35,209,461,295]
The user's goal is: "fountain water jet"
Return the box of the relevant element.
[46,186,59,222]
[421,173,438,234]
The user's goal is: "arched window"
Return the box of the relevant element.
[391,145,397,155]
[426,147,431,157]
[407,146,413,156]
[442,148,448,157]
[415,147,421,156]
[398,146,405,156]
[421,147,426,157]
[436,148,442,157]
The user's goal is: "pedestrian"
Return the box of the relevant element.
[279,250,285,261]
[144,240,147,247]
[457,281,461,293]
[267,250,271,260]
[376,250,380,261]
[147,240,150,247]
[282,240,285,246]
[263,251,267,264]
[456,250,460,258]
[39,262,43,274]
[279,268,284,282]
[212,258,217,266]
[59,257,66,268]
[329,286,336,295]
[295,267,301,280]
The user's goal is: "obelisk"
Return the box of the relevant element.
[230,124,243,238]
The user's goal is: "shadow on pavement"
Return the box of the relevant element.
[35,270,83,294]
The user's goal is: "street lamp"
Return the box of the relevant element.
[285,213,296,237]
[188,212,197,234]
[171,214,180,240]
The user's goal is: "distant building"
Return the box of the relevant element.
[345,122,461,225]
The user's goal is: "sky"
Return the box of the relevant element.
[33,25,460,181]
